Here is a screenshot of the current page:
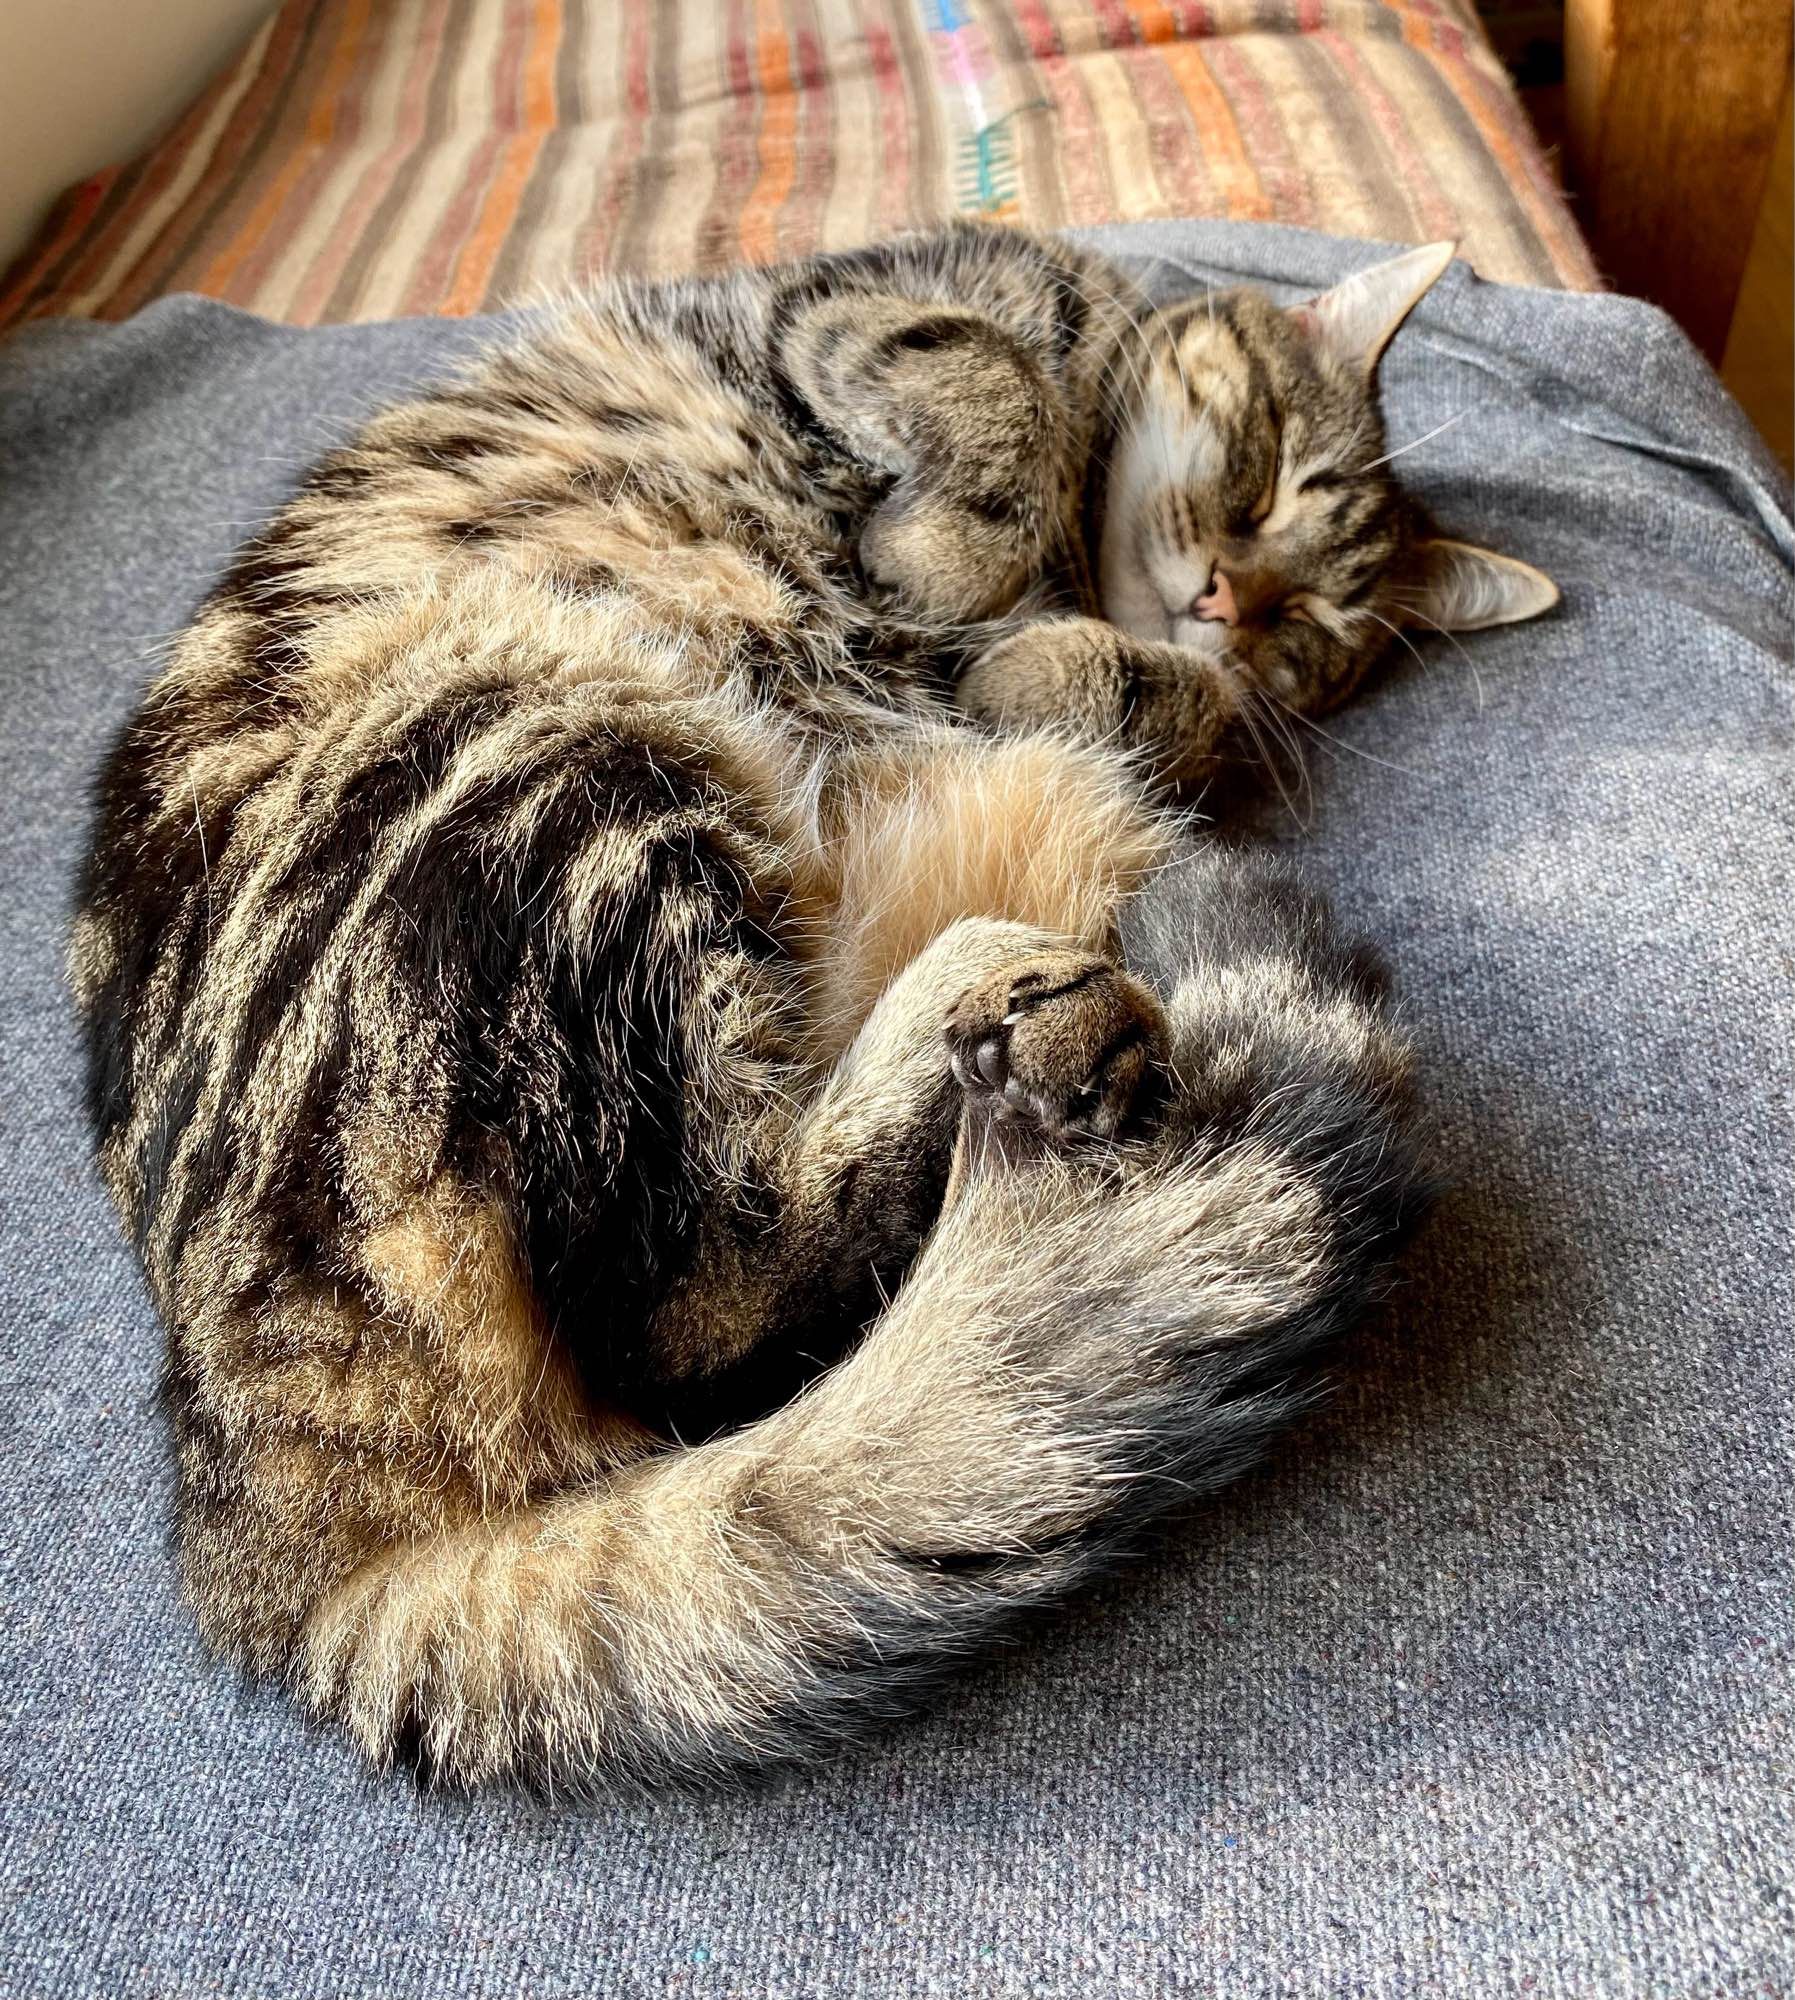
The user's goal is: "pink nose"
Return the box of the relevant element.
[1194,569,1237,626]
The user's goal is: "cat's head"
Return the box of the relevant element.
[1097,243,1557,713]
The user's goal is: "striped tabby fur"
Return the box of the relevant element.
[71,224,1548,1787]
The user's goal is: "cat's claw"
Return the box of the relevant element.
[944,951,1168,1144]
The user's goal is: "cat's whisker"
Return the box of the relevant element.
[1360,605,1451,700]
[1142,264,1200,418]
[1261,687,1427,781]
[1075,264,1174,469]
[1353,410,1467,472]
[1233,684,1310,830]
[1074,263,1177,494]
[1244,686,1316,823]
[1378,596,1487,712]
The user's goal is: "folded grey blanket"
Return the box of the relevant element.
[1,220,1789,2000]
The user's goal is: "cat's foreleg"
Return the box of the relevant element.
[776,292,1071,621]
[956,614,1241,787]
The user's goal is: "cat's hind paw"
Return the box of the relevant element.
[945,951,1167,1144]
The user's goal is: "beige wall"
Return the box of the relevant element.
[0,0,278,266]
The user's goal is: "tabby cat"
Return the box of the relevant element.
[72,225,1555,1788]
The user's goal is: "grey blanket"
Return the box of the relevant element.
[1,221,1789,1999]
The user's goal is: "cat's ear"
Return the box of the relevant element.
[1403,538,1560,631]
[1290,241,1457,375]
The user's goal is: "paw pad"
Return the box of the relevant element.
[945,952,1167,1142]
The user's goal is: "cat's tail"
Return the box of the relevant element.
[298,852,1425,1790]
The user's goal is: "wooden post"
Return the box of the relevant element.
[1564,0,1794,361]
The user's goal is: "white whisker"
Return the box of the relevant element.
[1383,596,1487,711]
[1354,410,1467,472]
[1262,687,1426,780]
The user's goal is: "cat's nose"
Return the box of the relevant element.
[1193,569,1237,625]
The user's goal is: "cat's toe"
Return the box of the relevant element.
[945,951,1167,1143]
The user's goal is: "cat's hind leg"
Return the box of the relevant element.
[645,725,1176,1428]
[647,914,1142,1432]
[807,724,1176,1059]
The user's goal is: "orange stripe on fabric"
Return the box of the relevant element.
[1395,2,1583,279]
[739,0,798,262]
[196,0,373,294]
[1202,32,1313,227]
[225,0,392,306]
[284,0,454,322]
[443,0,563,311]
[402,0,524,312]
[1157,35,1272,221]
[99,0,322,320]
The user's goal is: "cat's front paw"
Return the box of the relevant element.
[945,951,1167,1143]
[859,485,1033,623]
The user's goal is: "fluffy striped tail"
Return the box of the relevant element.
[299,851,1424,1788]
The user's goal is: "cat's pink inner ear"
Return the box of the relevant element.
[1404,539,1560,631]
[1290,241,1457,375]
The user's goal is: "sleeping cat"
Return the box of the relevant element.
[71,224,1554,1788]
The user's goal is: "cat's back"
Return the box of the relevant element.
[68,277,868,1375]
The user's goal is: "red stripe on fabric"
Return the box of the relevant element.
[1014,0,1113,225]
[574,0,651,277]
[0,169,121,324]
[693,0,761,269]
[1091,0,1139,47]
[1117,29,1214,215]
[864,14,912,239]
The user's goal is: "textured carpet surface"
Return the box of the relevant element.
[0,222,1789,1999]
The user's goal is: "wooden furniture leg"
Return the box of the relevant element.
[1565,0,1793,361]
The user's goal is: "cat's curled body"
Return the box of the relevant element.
[73,224,1549,1787]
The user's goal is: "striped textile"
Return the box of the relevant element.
[0,0,1596,330]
